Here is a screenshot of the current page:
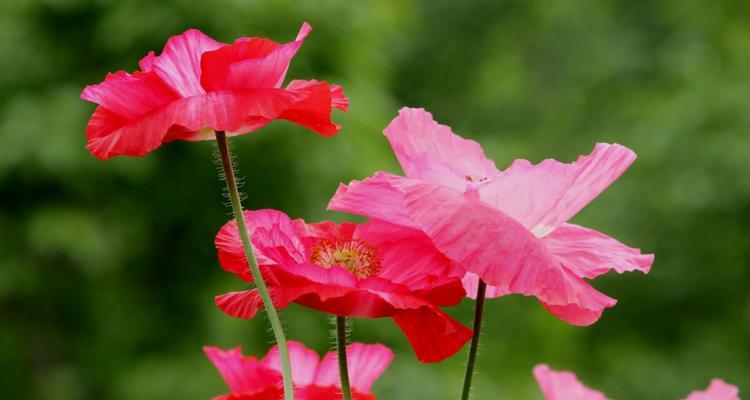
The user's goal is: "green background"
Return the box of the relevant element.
[1,0,749,398]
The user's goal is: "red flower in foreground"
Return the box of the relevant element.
[214,209,472,362]
[533,364,740,400]
[205,341,393,400]
[81,23,347,159]
[328,108,654,326]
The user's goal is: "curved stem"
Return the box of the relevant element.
[215,131,294,400]
[335,316,353,400]
[461,279,487,400]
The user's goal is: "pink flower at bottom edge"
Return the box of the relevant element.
[205,341,393,400]
[533,365,741,400]
[81,23,347,159]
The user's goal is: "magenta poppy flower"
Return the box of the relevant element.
[205,341,393,400]
[328,107,654,326]
[533,365,740,400]
[81,23,347,159]
[213,209,472,362]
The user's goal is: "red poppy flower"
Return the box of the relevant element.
[328,108,653,326]
[81,23,347,159]
[205,341,393,400]
[214,209,472,363]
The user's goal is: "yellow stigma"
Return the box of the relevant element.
[311,239,381,279]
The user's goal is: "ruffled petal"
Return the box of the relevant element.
[261,341,320,387]
[215,209,306,282]
[201,23,312,91]
[80,71,179,120]
[533,364,609,400]
[279,80,347,135]
[215,288,293,320]
[203,346,281,394]
[355,219,461,287]
[542,223,653,279]
[383,108,498,191]
[328,172,422,230]
[314,343,393,393]
[391,306,473,363]
[139,29,224,96]
[479,143,637,237]
[295,386,374,400]
[683,379,740,400]
[333,175,617,325]
[86,84,342,159]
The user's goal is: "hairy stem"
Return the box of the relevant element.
[461,279,487,400]
[336,316,353,400]
[215,131,294,400]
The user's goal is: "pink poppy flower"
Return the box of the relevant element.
[81,23,347,159]
[328,107,654,326]
[214,209,472,363]
[533,365,740,400]
[205,341,393,400]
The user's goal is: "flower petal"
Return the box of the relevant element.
[215,288,293,320]
[391,306,473,363]
[542,223,653,279]
[140,29,224,96]
[383,108,498,191]
[332,175,617,325]
[479,143,637,237]
[683,379,740,400]
[80,71,179,120]
[86,85,341,159]
[216,209,306,282]
[261,341,320,387]
[314,343,393,393]
[201,23,312,91]
[533,364,609,400]
[203,346,281,394]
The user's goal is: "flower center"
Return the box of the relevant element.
[311,239,381,279]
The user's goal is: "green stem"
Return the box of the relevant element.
[335,316,353,400]
[461,279,487,400]
[215,131,294,400]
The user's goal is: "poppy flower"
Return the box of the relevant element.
[213,209,472,362]
[81,23,347,159]
[204,341,393,400]
[533,364,740,400]
[328,107,654,326]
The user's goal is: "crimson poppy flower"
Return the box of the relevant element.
[328,107,654,326]
[533,364,740,400]
[81,23,347,159]
[213,209,472,362]
[205,341,393,400]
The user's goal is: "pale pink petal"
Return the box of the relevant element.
[331,174,618,325]
[261,341,320,387]
[533,364,609,400]
[383,108,498,191]
[314,343,393,393]
[328,172,422,230]
[684,379,740,400]
[204,346,281,394]
[80,71,178,119]
[542,223,653,279]
[140,29,224,96]
[479,143,637,237]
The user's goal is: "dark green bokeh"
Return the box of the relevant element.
[1,0,749,398]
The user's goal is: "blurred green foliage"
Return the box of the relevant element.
[1,0,749,399]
